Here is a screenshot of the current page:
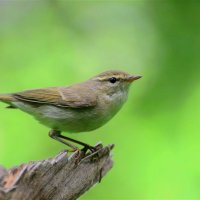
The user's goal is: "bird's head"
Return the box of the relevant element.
[91,70,142,96]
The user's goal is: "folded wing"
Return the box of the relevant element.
[13,85,97,108]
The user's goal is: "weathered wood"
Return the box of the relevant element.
[0,144,114,200]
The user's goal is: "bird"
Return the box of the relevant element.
[0,70,142,152]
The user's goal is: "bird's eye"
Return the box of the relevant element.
[109,77,117,84]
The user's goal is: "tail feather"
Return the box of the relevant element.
[0,94,15,103]
[6,105,16,109]
[0,94,17,108]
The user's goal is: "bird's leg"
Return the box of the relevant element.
[58,134,97,153]
[49,129,97,153]
[49,129,96,153]
[49,130,78,152]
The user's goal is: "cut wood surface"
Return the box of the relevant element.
[0,143,114,200]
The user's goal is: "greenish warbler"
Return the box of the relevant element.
[0,70,141,152]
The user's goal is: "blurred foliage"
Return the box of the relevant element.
[0,1,200,199]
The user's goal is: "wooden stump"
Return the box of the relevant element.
[0,144,114,200]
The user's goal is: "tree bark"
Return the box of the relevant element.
[0,143,114,200]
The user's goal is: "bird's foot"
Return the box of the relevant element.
[81,143,103,154]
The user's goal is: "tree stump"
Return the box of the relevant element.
[0,144,114,200]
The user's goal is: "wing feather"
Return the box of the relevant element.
[13,85,97,108]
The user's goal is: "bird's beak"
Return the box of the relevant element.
[126,75,142,83]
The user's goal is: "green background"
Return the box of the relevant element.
[0,1,200,199]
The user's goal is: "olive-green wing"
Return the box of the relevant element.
[13,85,97,108]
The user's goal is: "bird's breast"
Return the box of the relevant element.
[97,91,128,122]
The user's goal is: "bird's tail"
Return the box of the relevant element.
[0,94,16,108]
[0,94,14,103]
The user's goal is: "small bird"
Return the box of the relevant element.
[0,70,141,152]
